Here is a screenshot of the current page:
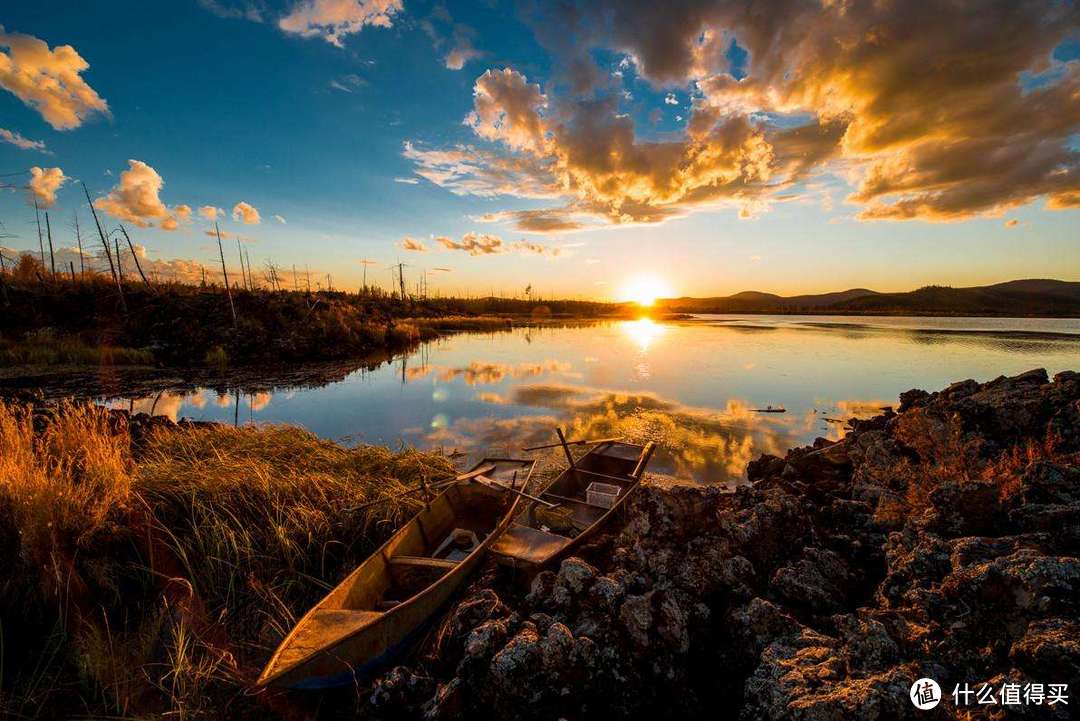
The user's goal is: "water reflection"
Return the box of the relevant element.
[621,317,666,351]
[101,316,1080,484]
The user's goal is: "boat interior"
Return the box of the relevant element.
[266,460,530,677]
[337,460,529,612]
[491,442,650,566]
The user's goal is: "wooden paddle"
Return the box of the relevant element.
[347,464,497,511]
[522,436,621,451]
[476,475,558,508]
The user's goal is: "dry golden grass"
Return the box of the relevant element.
[889,411,1076,515]
[0,400,457,719]
[0,401,134,602]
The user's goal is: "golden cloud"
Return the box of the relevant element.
[420,232,562,257]
[411,2,1079,228]
[400,236,427,252]
[95,160,190,231]
[232,201,261,224]
[466,68,548,152]
[28,166,66,208]
[199,205,220,221]
[0,27,109,130]
[278,0,402,47]
[436,232,503,255]
[0,127,46,151]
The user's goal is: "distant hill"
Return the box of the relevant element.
[659,279,1080,316]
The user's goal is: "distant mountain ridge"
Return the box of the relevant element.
[659,279,1080,317]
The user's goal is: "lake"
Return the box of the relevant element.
[106,315,1080,484]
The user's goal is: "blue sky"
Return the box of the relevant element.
[1,1,1077,298]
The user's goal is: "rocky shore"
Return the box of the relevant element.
[356,369,1079,720]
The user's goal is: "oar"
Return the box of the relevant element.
[347,464,497,511]
[476,475,558,508]
[521,436,621,451]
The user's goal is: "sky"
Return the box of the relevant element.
[1,0,1078,300]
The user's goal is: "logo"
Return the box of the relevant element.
[911,678,942,710]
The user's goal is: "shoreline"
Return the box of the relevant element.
[1,369,1076,718]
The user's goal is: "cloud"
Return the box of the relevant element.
[161,204,192,231]
[1004,219,1019,228]
[432,267,452,272]
[413,2,1080,229]
[445,44,482,71]
[28,166,66,208]
[400,236,427,252]
[0,127,46,151]
[417,232,563,257]
[465,68,548,152]
[95,160,188,230]
[329,73,366,92]
[394,176,419,184]
[0,27,109,130]
[403,141,561,199]
[474,208,589,233]
[6,243,214,286]
[273,214,287,224]
[420,6,483,71]
[511,240,562,258]
[278,0,402,47]
[232,201,261,224]
[199,205,220,221]
[435,232,503,255]
[198,0,266,22]
[664,93,678,105]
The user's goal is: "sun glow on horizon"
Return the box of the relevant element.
[618,275,673,307]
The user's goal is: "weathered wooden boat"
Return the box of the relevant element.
[257,458,536,689]
[491,440,655,569]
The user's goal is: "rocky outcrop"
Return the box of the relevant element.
[365,370,1079,720]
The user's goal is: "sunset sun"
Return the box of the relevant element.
[619,276,673,307]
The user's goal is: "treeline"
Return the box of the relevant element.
[0,254,621,367]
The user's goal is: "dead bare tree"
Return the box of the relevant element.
[33,198,45,267]
[45,211,56,280]
[114,238,125,283]
[215,222,237,326]
[83,182,126,312]
[119,225,152,288]
[74,212,85,275]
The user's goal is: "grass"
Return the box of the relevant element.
[884,411,1078,519]
[0,330,154,368]
[411,315,514,332]
[1,255,623,368]
[0,399,456,719]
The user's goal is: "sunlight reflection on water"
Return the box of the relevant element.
[106,316,1080,484]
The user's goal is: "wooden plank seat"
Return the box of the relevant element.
[490,525,572,565]
[388,555,460,570]
[386,555,460,595]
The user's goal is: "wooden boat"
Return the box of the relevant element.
[491,441,655,569]
[257,458,536,689]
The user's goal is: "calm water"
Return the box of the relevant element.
[108,315,1080,484]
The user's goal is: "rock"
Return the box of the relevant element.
[832,614,898,674]
[464,618,509,661]
[654,591,689,653]
[489,625,542,699]
[925,480,1003,536]
[619,593,653,649]
[1018,460,1080,505]
[538,622,574,674]
[589,574,626,610]
[359,369,1080,720]
[555,557,597,595]
[770,548,853,615]
[1009,618,1080,680]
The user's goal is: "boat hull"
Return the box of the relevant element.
[258,458,534,689]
